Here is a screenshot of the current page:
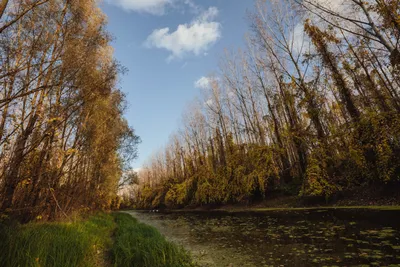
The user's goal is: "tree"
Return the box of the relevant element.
[0,0,140,221]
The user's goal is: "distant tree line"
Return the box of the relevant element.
[134,0,400,209]
[0,0,140,221]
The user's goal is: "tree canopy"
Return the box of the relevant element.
[133,0,400,209]
[0,0,140,221]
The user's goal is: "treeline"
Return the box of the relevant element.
[134,0,400,209]
[0,0,139,221]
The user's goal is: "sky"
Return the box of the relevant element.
[100,0,256,169]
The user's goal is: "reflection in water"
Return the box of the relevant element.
[126,209,400,267]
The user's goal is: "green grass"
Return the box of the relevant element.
[111,213,196,267]
[0,212,196,267]
[0,212,115,267]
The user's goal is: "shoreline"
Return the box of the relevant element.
[129,185,400,213]
[134,205,400,215]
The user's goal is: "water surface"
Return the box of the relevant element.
[126,209,400,267]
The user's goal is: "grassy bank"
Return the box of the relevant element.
[0,213,195,267]
[163,185,400,213]
[112,213,195,267]
[0,213,115,267]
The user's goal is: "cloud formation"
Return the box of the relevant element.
[194,76,211,89]
[145,7,221,61]
[107,0,173,15]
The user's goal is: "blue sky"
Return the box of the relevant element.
[100,0,256,169]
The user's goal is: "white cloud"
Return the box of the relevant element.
[107,0,173,15]
[183,0,201,14]
[204,98,213,107]
[197,6,219,21]
[311,0,347,14]
[194,76,211,89]
[291,23,310,56]
[145,7,221,60]
[303,0,360,27]
[227,91,235,99]
[291,0,352,56]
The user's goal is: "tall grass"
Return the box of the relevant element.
[0,212,196,267]
[0,213,115,267]
[111,213,196,267]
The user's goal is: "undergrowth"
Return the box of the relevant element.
[0,212,195,267]
[111,213,196,267]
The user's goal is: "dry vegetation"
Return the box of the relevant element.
[131,0,400,209]
[0,0,140,221]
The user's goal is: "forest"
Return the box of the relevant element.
[132,0,400,209]
[1,1,400,266]
[0,0,140,221]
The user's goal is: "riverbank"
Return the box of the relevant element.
[172,185,400,213]
[0,213,195,267]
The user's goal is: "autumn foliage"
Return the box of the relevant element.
[134,0,400,209]
[0,0,139,221]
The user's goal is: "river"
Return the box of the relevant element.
[125,208,400,267]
